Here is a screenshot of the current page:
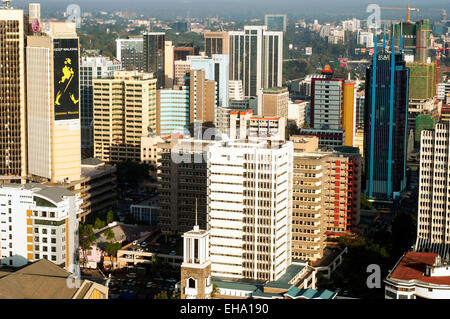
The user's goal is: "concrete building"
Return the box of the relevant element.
[157,138,213,237]
[164,40,174,88]
[229,80,244,100]
[0,183,81,269]
[228,110,286,140]
[0,8,27,182]
[385,252,450,299]
[229,26,283,113]
[26,22,81,184]
[299,128,345,147]
[115,37,144,71]
[156,86,190,137]
[93,71,157,163]
[415,123,450,254]
[204,31,229,57]
[288,100,308,129]
[80,56,122,155]
[207,139,293,281]
[174,59,191,86]
[262,87,289,118]
[130,197,158,225]
[141,135,165,168]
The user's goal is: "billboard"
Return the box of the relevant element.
[305,47,312,55]
[53,38,79,121]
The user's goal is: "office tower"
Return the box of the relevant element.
[287,100,308,129]
[80,56,122,156]
[393,19,431,63]
[143,32,165,88]
[415,123,450,253]
[261,87,289,118]
[93,71,157,163]
[229,26,283,113]
[310,76,344,130]
[291,148,327,262]
[207,139,293,281]
[364,45,409,200]
[204,31,229,57]
[157,138,213,237]
[174,46,195,61]
[324,147,361,235]
[228,110,286,140]
[156,86,190,137]
[0,183,81,269]
[115,37,143,71]
[264,14,287,32]
[0,8,27,182]
[26,22,81,184]
[27,3,40,33]
[180,224,213,299]
[190,54,229,110]
[357,31,374,48]
[164,41,174,88]
[186,69,216,136]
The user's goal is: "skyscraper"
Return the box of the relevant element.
[204,31,229,57]
[415,123,450,255]
[143,32,165,88]
[207,139,293,281]
[229,26,283,114]
[26,22,81,183]
[364,42,409,200]
[0,8,27,182]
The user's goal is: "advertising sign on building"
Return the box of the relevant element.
[53,38,80,121]
[305,47,312,55]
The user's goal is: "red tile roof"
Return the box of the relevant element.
[390,252,450,285]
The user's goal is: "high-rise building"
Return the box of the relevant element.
[229,26,283,113]
[204,31,229,57]
[156,86,190,137]
[364,45,409,200]
[143,32,165,88]
[80,56,122,156]
[190,54,229,122]
[264,14,287,32]
[393,20,431,63]
[115,37,143,71]
[157,138,213,237]
[228,110,286,140]
[415,123,450,254]
[261,87,289,118]
[164,40,174,88]
[93,71,157,163]
[0,8,27,182]
[229,80,244,100]
[26,22,81,184]
[407,62,436,100]
[207,138,293,281]
[0,183,81,269]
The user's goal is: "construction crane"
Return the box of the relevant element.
[379,4,419,21]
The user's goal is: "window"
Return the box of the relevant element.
[188,278,196,289]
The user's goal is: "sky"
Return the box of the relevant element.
[11,0,450,21]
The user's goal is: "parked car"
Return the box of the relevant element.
[146,281,153,288]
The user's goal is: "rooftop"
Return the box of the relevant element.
[285,287,337,299]
[264,264,305,289]
[0,183,76,204]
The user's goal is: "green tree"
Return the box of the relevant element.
[104,242,122,270]
[360,194,374,210]
[210,284,219,298]
[106,210,115,224]
[94,218,105,230]
[104,229,115,241]
[79,224,96,267]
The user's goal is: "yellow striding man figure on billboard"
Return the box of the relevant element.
[55,58,79,106]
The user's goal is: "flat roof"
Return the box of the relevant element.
[0,183,75,204]
[264,264,305,289]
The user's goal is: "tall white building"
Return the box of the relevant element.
[229,26,283,114]
[415,123,450,255]
[0,183,81,269]
[207,138,293,281]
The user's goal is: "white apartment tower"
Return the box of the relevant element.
[207,139,293,281]
[415,123,450,255]
[0,183,81,269]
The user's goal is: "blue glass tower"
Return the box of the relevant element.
[364,37,409,200]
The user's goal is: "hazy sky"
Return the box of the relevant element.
[11,0,450,20]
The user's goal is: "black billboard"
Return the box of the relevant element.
[53,38,80,121]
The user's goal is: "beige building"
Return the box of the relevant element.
[204,31,229,57]
[0,9,27,182]
[164,40,174,88]
[26,22,81,184]
[174,60,191,86]
[415,122,450,254]
[228,110,286,140]
[262,87,289,118]
[93,70,157,163]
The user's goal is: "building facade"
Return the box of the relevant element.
[115,37,143,71]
